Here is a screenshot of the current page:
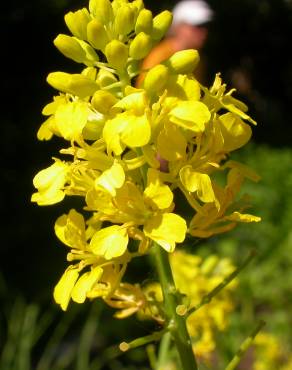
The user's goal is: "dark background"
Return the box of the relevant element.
[1,0,291,336]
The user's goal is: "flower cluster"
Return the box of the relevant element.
[32,0,260,314]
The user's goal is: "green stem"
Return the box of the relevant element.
[157,332,172,369]
[152,243,198,370]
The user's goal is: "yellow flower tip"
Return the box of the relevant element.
[143,64,169,93]
[152,10,173,41]
[165,49,200,74]
[91,90,118,113]
[54,34,86,64]
[105,40,129,71]
[129,32,152,60]
[114,5,136,36]
[89,0,114,25]
[119,342,130,352]
[47,72,98,98]
[64,8,91,40]
[87,19,108,50]
[176,304,188,316]
[135,8,153,34]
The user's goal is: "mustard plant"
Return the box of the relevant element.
[31,0,261,368]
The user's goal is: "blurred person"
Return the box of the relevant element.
[136,0,214,86]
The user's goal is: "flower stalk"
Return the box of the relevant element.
[152,243,198,370]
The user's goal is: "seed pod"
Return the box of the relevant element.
[91,90,118,113]
[64,8,91,40]
[129,32,152,60]
[135,9,153,34]
[143,64,169,93]
[152,10,173,41]
[164,49,200,74]
[114,5,135,36]
[87,19,108,50]
[105,40,128,70]
[89,0,114,25]
[47,72,99,98]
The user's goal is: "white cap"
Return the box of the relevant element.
[172,0,214,26]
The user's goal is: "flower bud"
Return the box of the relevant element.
[131,0,144,13]
[89,0,114,24]
[96,69,118,87]
[105,40,128,70]
[78,39,100,66]
[114,5,135,36]
[129,32,152,60]
[64,8,91,40]
[152,10,173,41]
[143,64,169,93]
[91,90,118,113]
[47,72,99,98]
[135,9,153,34]
[54,34,99,66]
[87,19,108,50]
[164,49,200,74]
[54,34,86,64]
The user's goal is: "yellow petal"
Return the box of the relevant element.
[90,225,129,259]
[169,101,210,132]
[71,266,103,303]
[31,160,68,205]
[53,267,79,311]
[95,162,125,196]
[144,213,187,252]
[55,101,88,141]
[219,112,252,151]
[144,169,173,210]
[54,209,86,249]
[180,166,216,204]
[121,113,151,148]
[157,122,187,161]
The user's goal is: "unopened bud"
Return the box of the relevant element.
[152,10,173,41]
[96,69,118,87]
[129,32,152,60]
[47,72,99,98]
[114,5,135,35]
[87,19,108,50]
[131,0,144,13]
[89,0,114,24]
[54,34,86,63]
[105,40,128,70]
[143,64,169,93]
[135,9,153,34]
[91,90,118,113]
[164,49,200,74]
[64,8,91,40]
[78,39,99,66]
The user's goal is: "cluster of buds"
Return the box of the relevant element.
[32,0,260,324]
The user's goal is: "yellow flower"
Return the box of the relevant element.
[90,225,129,259]
[31,159,69,205]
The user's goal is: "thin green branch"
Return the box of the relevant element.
[188,249,257,316]
[225,320,266,370]
[119,330,165,352]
